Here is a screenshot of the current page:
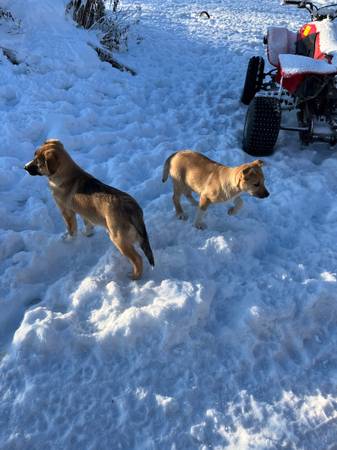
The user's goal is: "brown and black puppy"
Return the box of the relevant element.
[162,150,269,229]
[25,139,154,280]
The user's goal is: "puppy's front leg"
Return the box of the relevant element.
[228,197,243,216]
[194,195,210,230]
[59,206,77,240]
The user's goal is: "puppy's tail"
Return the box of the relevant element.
[140,227,155,267]
[130,208,155,267]
[162,152,176,183]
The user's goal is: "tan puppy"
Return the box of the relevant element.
[162,150,269,229]
[25,139,154,279]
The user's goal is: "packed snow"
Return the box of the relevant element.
[1,0,337,449]
[316,19,337,61]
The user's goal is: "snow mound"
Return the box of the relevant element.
[279,53,337,76]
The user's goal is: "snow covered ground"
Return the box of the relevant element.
[1,0,337,448]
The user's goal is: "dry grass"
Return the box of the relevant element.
[67,0,140,52]
[0,8,15,22]
[0,8,21,65]
[66,0,105,29]
[66,0,138,74]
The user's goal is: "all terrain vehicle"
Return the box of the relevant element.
[241,0,337,156]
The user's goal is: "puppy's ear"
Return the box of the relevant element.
[242,166,253,177]
[45,151,58,175]
[251,159,264,167]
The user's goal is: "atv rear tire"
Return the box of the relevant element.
[242,96,281,156]
[241,56,265,105]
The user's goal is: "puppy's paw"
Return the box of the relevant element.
[194,221,207,230]
[177,212,188,221]
[61,232,76,242]
[128,271,141,281]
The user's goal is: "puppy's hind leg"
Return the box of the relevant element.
[173,182,188,220]
[82,217,95,237]
[194,195,210,230]
[109,231,143,280]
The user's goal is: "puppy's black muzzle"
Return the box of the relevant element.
[259,189,269,198]
[24,161,41,176]
[254,189,269,199]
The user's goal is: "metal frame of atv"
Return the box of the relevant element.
[257,70,337,134]
[241,0,337,156]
